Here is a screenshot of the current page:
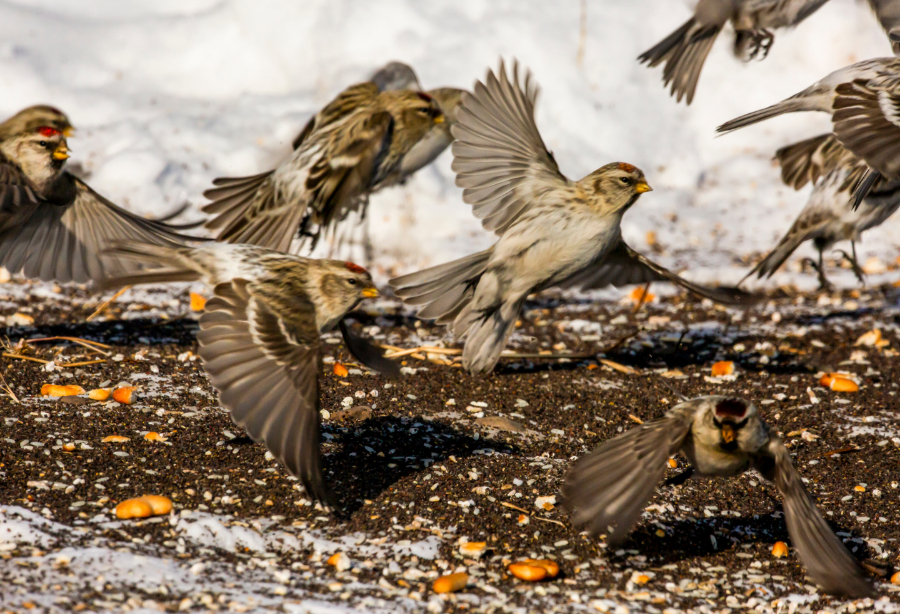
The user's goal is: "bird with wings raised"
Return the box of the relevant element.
[391,61,756,374]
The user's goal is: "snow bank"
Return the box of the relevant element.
[0,0,895,290]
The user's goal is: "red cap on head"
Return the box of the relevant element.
[345,262,368,274]
[617,162,637,173]
[715,398,748,418]
[38,126,61,137]
[416,92,434,103]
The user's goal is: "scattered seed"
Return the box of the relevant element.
[432,572,468,593]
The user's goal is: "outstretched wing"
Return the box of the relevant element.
[198,280,336,507]
[774,133,858,190]
[559,240,759,305]
[0,172,200,284]
[833,77,900,180]
[563,400,697,544]
[759,437,874,598]
[451,59,569,236]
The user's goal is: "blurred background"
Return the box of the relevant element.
[0,0,891,289]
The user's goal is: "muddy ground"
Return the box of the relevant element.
[0,280,899,613]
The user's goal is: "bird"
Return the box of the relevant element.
[390,60,756,374]
[743,133,900,288]
[562,395,874,598]
[99,241,399,507]
[369,60,423,93]
[0,105,73,142]
[639,0,834,104]
[202,65,464,256]
[868,0,900,54]
[0,114,202,285]
[717,57,900,206]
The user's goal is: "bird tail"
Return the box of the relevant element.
[390,248,492,325]
[742,231,809,284]
[638,17,722,105]
[717,98,813,134]
[457,298,524,374]
[96,243,202,290]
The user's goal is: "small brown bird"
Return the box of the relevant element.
[745,133,900,288]
[101,242,398,506]
[0,114,200,284]
[0,105,73,142]
[202,67,463,254]
[563,395,874,598]
[391,61,756,374]
[639,0,833,104]
[718,57,900,205]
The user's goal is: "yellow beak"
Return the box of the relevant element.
[53,145,70,161]
[63,127,75,137]
[721,423,735,444]
[433,114,445,124]
[635,181,653,193]
[362,287,378,299]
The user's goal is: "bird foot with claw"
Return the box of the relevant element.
[801,258,833,292]
[747,30,774,61]
[834,250,867,286]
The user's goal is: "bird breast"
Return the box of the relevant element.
[491,203,620,295]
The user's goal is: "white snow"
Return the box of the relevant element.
[0,0,895,290]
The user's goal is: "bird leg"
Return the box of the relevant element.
[834,242,866,285]
[663,466,694,487]
[801,250,832,291]
[741,29,774,61]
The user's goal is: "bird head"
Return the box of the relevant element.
[583,162,652,213]
[0,125,70,187]
[311,260,379,331]
[710,397,757,451]
[0,105,74,142]
[387,90,446,143]
[427,88,466,126]
[370,61,422,92]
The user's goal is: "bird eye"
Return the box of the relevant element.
[347,278,358,285]
[39,141,47,147]
[619,177,632,185]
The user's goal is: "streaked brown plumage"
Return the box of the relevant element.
[718,57,900,205]
[563,395,874,598]
[202,76,460,254]
[639,0,833,104]
[0,116,201,284]
[100,242,397,507]
[743,134,900,288]
[391,61,756,374]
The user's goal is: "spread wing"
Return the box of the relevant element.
[558,240,759,305]
[198,280,336,507]
[0,171,200,284]
[451,59,569,236]
[758,437,874,597]
[203,108,392,253]
[292,82,381,150]
[775,133,856,190]
[833,78,900,179]
[563,400,697,544]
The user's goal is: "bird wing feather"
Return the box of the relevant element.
[451,60,569,237]
[563,400,698,544]
[757,437,873,597]
[198,279,336,507]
